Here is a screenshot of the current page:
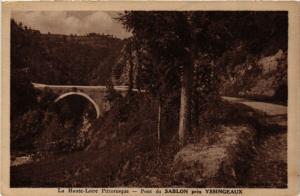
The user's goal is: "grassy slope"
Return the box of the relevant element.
[11,95,286,187]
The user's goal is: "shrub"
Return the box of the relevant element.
[11,109,42,151]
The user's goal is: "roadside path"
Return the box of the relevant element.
[222,96,287,116]
[222,96,287,187]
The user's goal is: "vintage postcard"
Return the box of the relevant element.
[1,1,299,196]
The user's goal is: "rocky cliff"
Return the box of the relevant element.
[220,49,287,102]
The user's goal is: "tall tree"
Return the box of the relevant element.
[119,12,193,144]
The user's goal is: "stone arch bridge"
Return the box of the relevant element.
[32,83,144,119]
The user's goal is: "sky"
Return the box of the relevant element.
[12,11,132,39]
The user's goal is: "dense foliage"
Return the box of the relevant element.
[118,11,287,144]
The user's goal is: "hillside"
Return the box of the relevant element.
[11,19,124,86]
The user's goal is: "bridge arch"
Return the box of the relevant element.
[54,92,100,119]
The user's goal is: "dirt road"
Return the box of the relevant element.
[222,96,287,116]
[223,96,287,187]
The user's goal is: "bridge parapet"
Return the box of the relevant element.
[32,83,144,118]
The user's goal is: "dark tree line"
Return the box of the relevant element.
[11,19,123,85]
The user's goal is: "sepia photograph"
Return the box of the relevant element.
[1,2,300,195]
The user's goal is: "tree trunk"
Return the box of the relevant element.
[192,91,199,128]
[127,42,134,95]
[128,58,133,90]
[157,96,162,144]
[178,62,193,146]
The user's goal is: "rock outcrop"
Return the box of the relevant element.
[220,49,287,100]
[172,125,256,187]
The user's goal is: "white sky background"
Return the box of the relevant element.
[12,11,132,39]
